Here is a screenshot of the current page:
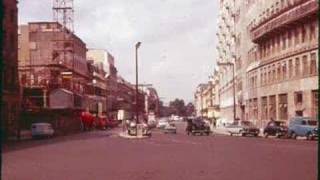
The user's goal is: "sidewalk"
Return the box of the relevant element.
[212,128,230,135]
[7,130,33,141]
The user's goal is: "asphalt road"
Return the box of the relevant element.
[3,122,317,180]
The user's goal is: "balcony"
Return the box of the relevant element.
[250,0,318,43]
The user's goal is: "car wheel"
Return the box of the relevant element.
[291,132,297,139]
[306,132,313,140]
[263,132,268,138]
[241,133,246,137]
[254,133,258,137]
[230,133,233,136]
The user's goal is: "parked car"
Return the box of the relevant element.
[106,118,120,129]
[186,117,211,136]
[95,116,107,130]
[288,117,318,140]
[225,121,260,137]
[157,119,169,129]
[31,123,55,139]
[164,123,177,134]
[263,120,288,138]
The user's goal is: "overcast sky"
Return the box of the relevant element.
[18,0,219,104]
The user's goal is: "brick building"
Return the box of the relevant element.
[1,0,20,138]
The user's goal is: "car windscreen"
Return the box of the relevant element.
[241,121,253,126]
[307,120,317,126]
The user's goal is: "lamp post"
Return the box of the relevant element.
[135,42,141,124]
[217,62,236,121]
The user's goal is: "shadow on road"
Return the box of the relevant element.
[3,130,114,153]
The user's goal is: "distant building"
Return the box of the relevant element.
[2,0,20,138]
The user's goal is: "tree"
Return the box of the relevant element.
[185,102,195,116]
[169,99,186,116]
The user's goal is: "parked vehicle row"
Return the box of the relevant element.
[224,116,318,140]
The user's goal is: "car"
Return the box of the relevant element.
[263,120,288,138]
[225,121,260,137]
[288,117,318,140]
[142,123,152,136]
[157,119,169,129]
[31,123,55,139]
[147,119,157,129]
[186,117,211,136]
[164,123,177,134]
[106,118,120,129]
[127,121,137,136]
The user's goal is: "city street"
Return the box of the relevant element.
[3,122,317,180]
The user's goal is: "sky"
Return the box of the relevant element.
[18,0,219,104]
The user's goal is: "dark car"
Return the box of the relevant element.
[263,121,288,138]
[186,118,211,136]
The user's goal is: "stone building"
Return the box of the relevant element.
[216,0,318,128]
[2,0,20,138]
[18,22,89,109]
[194,71,220,119]
[247,0,318,127]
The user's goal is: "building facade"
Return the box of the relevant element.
[247,0,318,127]
[18,22,89,110]
[2,0,20,138]
[216,0,318,128]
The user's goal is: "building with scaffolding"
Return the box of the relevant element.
[18,22,89,110]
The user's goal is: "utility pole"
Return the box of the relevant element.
[135,42,141,124]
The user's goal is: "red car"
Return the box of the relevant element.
[80,112,95,131]
[106,118,119,129]
[95,116,107,130]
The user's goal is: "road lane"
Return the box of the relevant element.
[3,124,317,180]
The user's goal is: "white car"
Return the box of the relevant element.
[164,123,177,134]
[157,119,169,129]
[31,123,55,138]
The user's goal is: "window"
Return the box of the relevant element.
[279,94,288,120]
[282,62,287,80]
[288,59,293,78]
[312,90,318,120]
[277,36,281,52]
[294,28,300,45]
[302,55,308,76]
[277,63,281,81]
[310,24,316,41]
[301,26,306,43]
[272,65,276,82]
[269,95,276,119]
[288,30,292,47]
[295,57,300,77]
[310,53,317,75]
[295,92,303,104]
[282,34,286,50]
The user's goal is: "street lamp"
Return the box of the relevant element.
[135,42,141,124]
[217,62,236,121]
